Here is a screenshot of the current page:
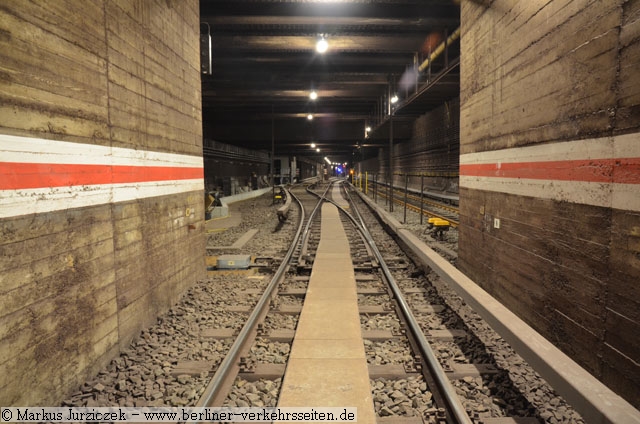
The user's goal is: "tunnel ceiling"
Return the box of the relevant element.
[200,0,460,162]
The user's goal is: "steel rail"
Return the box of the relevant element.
[289,180,470,423]
[335,182,472,424]
[376,190,459,227]
[402,192,459,214]
[191,188,313,418]
[297,181,333,265]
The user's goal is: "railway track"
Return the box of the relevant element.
[61,178,627,423]
[191,179,581,423]
[374,188,459,227]
[193,183,330,411]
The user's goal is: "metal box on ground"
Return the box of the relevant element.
[216,254,251,269]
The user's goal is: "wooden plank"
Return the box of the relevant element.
[426,329,467,341]
[356,287,385,294]
[231,229,259,248]
[368,364,416,379]
[279,288,306,296]
[201,328,235,339]
[412,305,445,314]
[447,364,499,379]
[359,305,393,314]
[362,330,398,340]
[239,363,286,381]
[482,419,540,424]
[277,304,303,314]
[377,418,425,424]
[171,361,215,377]
[264,329,295,342]
[355,274,378,281]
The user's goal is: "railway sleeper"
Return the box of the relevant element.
[170,361,215,377]
[376,417,427,424]
[273,304,302,314]
[362,330,405,340]
[365,304,444,314]
[238,361,286,381]
[224,305,302,314]
[295,264,314,274]
[200,328,236,339]
[279,288,306,296]
[355,274,379,281]
[359,305,394,314]
[368,363,500,380]
[256,328,295,343]
[292,276,310,282]
[362,329,466,342]
[354,264,378,272]
[357,287,386,295]
[474,418,540,424]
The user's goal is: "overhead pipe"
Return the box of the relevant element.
[418,27,460,73]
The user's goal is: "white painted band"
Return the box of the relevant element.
[460,176,639,211]
[460,133,640,211]
[460,133,640,164]
[1,134,204,218]
[0,179,204,218]
[0,134,203,168]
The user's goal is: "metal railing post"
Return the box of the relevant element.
[420,175,424,225]
[403,173,408,224]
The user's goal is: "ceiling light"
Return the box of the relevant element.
[366,126,371,132]
[307,114,314,120]
[310,91,318,100]
[390,94,399,104]
[324,157,331,164]
[316,37,328,54]
[310,142,316,148]
[316,148,320,153]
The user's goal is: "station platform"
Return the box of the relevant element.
[205,202,243,233]
[277,203,376,422]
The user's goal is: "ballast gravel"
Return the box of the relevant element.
[60,192,296,408]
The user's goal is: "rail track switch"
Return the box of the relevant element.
[217,254,251,269]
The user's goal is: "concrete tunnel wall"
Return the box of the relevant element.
[0,0,205,405]
[458,0,640,407]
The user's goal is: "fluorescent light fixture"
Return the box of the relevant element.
[316,37,328,53]
[390,94,399,104]
[307,114,314,120]
[310,91,318,100]
[324,157,331,164]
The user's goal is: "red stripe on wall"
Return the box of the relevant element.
[0,162,204,190]
[460,158,640,184]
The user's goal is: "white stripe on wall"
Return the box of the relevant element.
[1,179,204,218]
[1,134,204,218]
[460,133,639,165]
[0,134,203,167]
